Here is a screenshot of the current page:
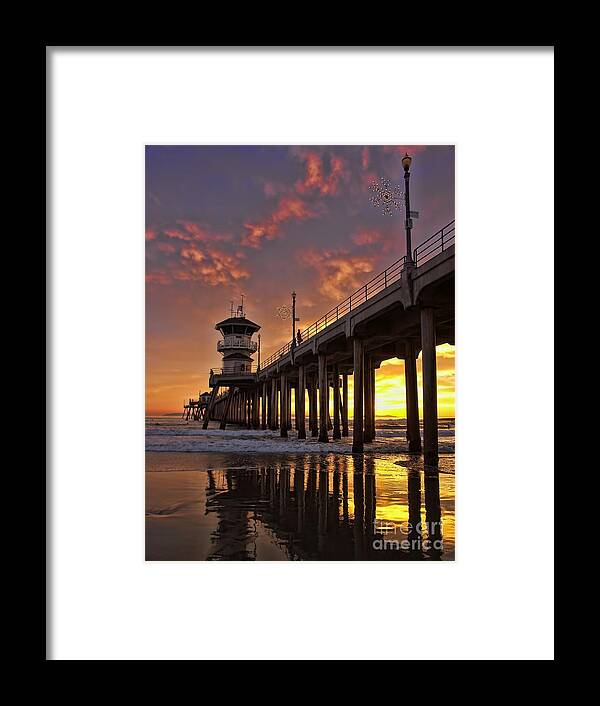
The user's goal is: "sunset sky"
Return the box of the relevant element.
[146,145,454,416]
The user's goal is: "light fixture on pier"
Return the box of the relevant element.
[368,153,416,266]
[369,176,404,217]
[291,291,300,349]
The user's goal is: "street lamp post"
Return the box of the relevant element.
[402,153,414,265]
[291,291,299,348]
[368,153,416,267]
[257,333,261,371]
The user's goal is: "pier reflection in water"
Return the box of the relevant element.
[200,456,454,561]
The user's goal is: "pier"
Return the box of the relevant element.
[189,220,454,466]
[182,391,211,421]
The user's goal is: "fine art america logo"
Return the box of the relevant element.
[372,519,443,552]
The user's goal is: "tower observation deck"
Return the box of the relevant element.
[208,302,261,388]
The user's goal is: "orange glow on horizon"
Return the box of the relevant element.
[146,344,455,419]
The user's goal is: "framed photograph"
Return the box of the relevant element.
[48,46,554,660]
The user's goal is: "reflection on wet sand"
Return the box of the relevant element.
[201,455,453,561]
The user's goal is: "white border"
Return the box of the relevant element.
[49,48,554,660]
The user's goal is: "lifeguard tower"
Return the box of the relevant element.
[203,299,261,429]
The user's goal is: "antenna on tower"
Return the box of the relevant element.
[230,300,234,317]
[234,294,245,318]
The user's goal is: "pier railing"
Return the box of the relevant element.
[412,220,455,267]
[210,365,257,375]
[259,219,455,373]
[217,339,258,352]
[261,254,407,369]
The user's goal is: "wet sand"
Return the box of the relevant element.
[146,452,455,561]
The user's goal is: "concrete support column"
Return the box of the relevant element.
[364,355,374,443]
[352,338,364,453]
[261,383,267,430]
[280,372,288,438]
[310,375,318,437]
[270,377,278,430]
[293,385,298,430]
[268,378,275,429]
[297,365,306,439]
[318,353,329,443]
[203,386,219,429]
[421,307,439,466]
[219,388,234,430]
[341,373,349,437]
[253,388,260,428]
[370,366,376,439]
[332,364,341,440]
[404,340,422,451]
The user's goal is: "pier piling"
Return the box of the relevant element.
[280,372,289,438]
[309,375,318,437]
[318,353,329,443]
[297,365,306,439]
[404,340,422,452]
[352,338,364,453]
[341,373,349,437]
[421,307,439,466]
[364,356,374,443]
[333,365,341,440]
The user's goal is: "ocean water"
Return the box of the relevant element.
[145,417,455,456]
[145,418,455,561]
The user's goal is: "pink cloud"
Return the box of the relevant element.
[147,224,249,288]
[361,147,370,170]
[242,196,314,248]
[175,243,250,286]
[294,151,348,196]
[164,228,193,241]
[177,220,232,243]
[146,271,171,285]
[297,247,376,301]
[352,229,381,246]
